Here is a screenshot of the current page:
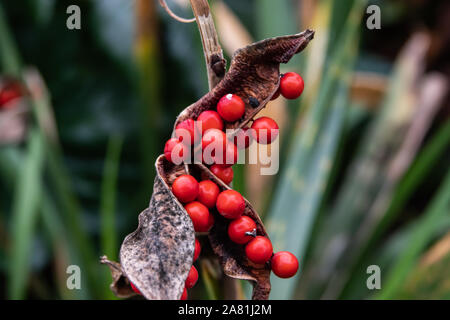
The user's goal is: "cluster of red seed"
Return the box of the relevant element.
[161,72,304,300]
[164,72,305,183]
[172,174,299,300]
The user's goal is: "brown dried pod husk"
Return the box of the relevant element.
[100,256,138,298]
[174,29,314,134]
[196,164,271,300]
[103,30,314,300]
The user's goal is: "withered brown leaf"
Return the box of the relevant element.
[100,256,138,298]
[103,30,314,300]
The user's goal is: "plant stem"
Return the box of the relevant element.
[189,0,226,90]
[189,0,239,299]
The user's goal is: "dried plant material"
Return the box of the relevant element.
[190,0,226,89]
[106,30,314,301]
[118,156,195,300]
[174,30,314,133]
[158,0,196,23]
[100,256,137,298]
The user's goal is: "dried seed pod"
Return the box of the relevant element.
[117,156,196,300]
[103,30,314,301]
[174,30,314,133]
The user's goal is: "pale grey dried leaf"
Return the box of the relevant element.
[118,156,195,300]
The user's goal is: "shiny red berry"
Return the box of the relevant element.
[202,129,227,164]
[184,201,210,232]
[185,265,198,289]
[130,282,141,295]
[193,238,201,261]
[228,216,256,244]
[271,251,299,278]
[197,180,220,208]
[214,141,238,168]
[197,110,224,133]
[180,287,188,300]
[210,165,233,184]
[231,127,253,149]
[176,119,199,145]
[164,138,188,164]
[172,175,199,203]
[216,190,245,219]
[280,72,304,99]
[205,212,215,231]
[251,117,279,144]
[217,94,245,122]
[245,236,273,264]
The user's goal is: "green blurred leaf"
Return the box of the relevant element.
[0,147,89,299]
[265,0,367,299]
[339,119,450,299]
[398,234,450,299]
[255,0,297,39]
[307,29,431,299]
[100,135,123,261]
[99,135,123,299]
[0,3,21,76]
[341,212,450,299]
[8,129,45,299]
[377,169,450,299]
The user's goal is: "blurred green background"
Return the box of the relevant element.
[0,0,449,300]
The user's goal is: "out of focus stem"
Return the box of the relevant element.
[189,0,226,90]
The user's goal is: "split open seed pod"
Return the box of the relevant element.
[102,30,314,300]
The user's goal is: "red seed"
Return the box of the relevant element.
[197,180,220,209]
[279,72,304,99]
[172,175,199,203]
[164,138,188,164]
[185,265,199,289]
[180,287,188,300]
[231,127,253,149]
[271,251,299,278]
[197,110,224,133]
[251,117,279,144]
[228,216,256,244]
[245,236,273,264]
[193,238,201,261]
[202,128,227,165]
[210,165,233,185]
[184,201,210,232]
[216,190,245,220]
[214,141,238,168]
[217,94,245,122]
[205,212,215,232]
[130,282,141,295]
[176,119,199,145]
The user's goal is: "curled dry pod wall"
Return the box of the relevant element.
[101,30,314,300]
